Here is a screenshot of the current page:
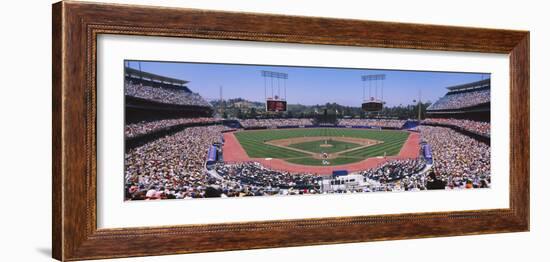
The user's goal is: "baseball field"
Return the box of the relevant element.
[233,128,410,166]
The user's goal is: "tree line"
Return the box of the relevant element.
[210,99,432,120]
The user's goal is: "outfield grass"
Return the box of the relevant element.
[287,139,362,154]
[233,128,409,166]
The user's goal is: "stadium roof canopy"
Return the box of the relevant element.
[446,78,490,92]
[125,67,189,86]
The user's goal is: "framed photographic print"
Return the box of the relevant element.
[52,1,529,261]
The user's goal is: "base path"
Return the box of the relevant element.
[222,131,251,162]
[398,131,421,158]
[223,131,421,175]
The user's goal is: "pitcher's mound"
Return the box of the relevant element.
[319,144,334,148]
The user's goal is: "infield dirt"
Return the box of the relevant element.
[266,136,381,159]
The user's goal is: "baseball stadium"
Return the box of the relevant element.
[124,61,491,201]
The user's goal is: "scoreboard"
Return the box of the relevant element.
[362,101,383,112]
[266,100,287,112]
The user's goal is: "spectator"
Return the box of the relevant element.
[239,118,313,128]
[125,81,211,107]
[338,119,405,128]
[124,125,231,200]
[422,118,490,137]
[419,126,490,189]
[125,117,223,138]
[427,89,489,110]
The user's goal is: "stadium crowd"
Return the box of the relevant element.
[427,89,490,110]
[124,125,231,200]
[419,126,491,189]
[212,162,323,196]
[125,117,223,138]
[338,118,406,128]
[239,118,314,128]
[125,82,211,107]
[124,125,490,201]
[422,118,490,137]
[358,158,429,192]
[361,159,426,182]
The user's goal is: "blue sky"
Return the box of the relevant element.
[126,60,490,107]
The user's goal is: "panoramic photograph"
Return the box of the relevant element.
[123,60,491,201]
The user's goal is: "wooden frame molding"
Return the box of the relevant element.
[52,1,530,261]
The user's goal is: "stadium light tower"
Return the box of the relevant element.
[261,70,288,112]
[418,88,422,120]
[361,74,386,112]
[413,88,422,120]
[219,85,224,117]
